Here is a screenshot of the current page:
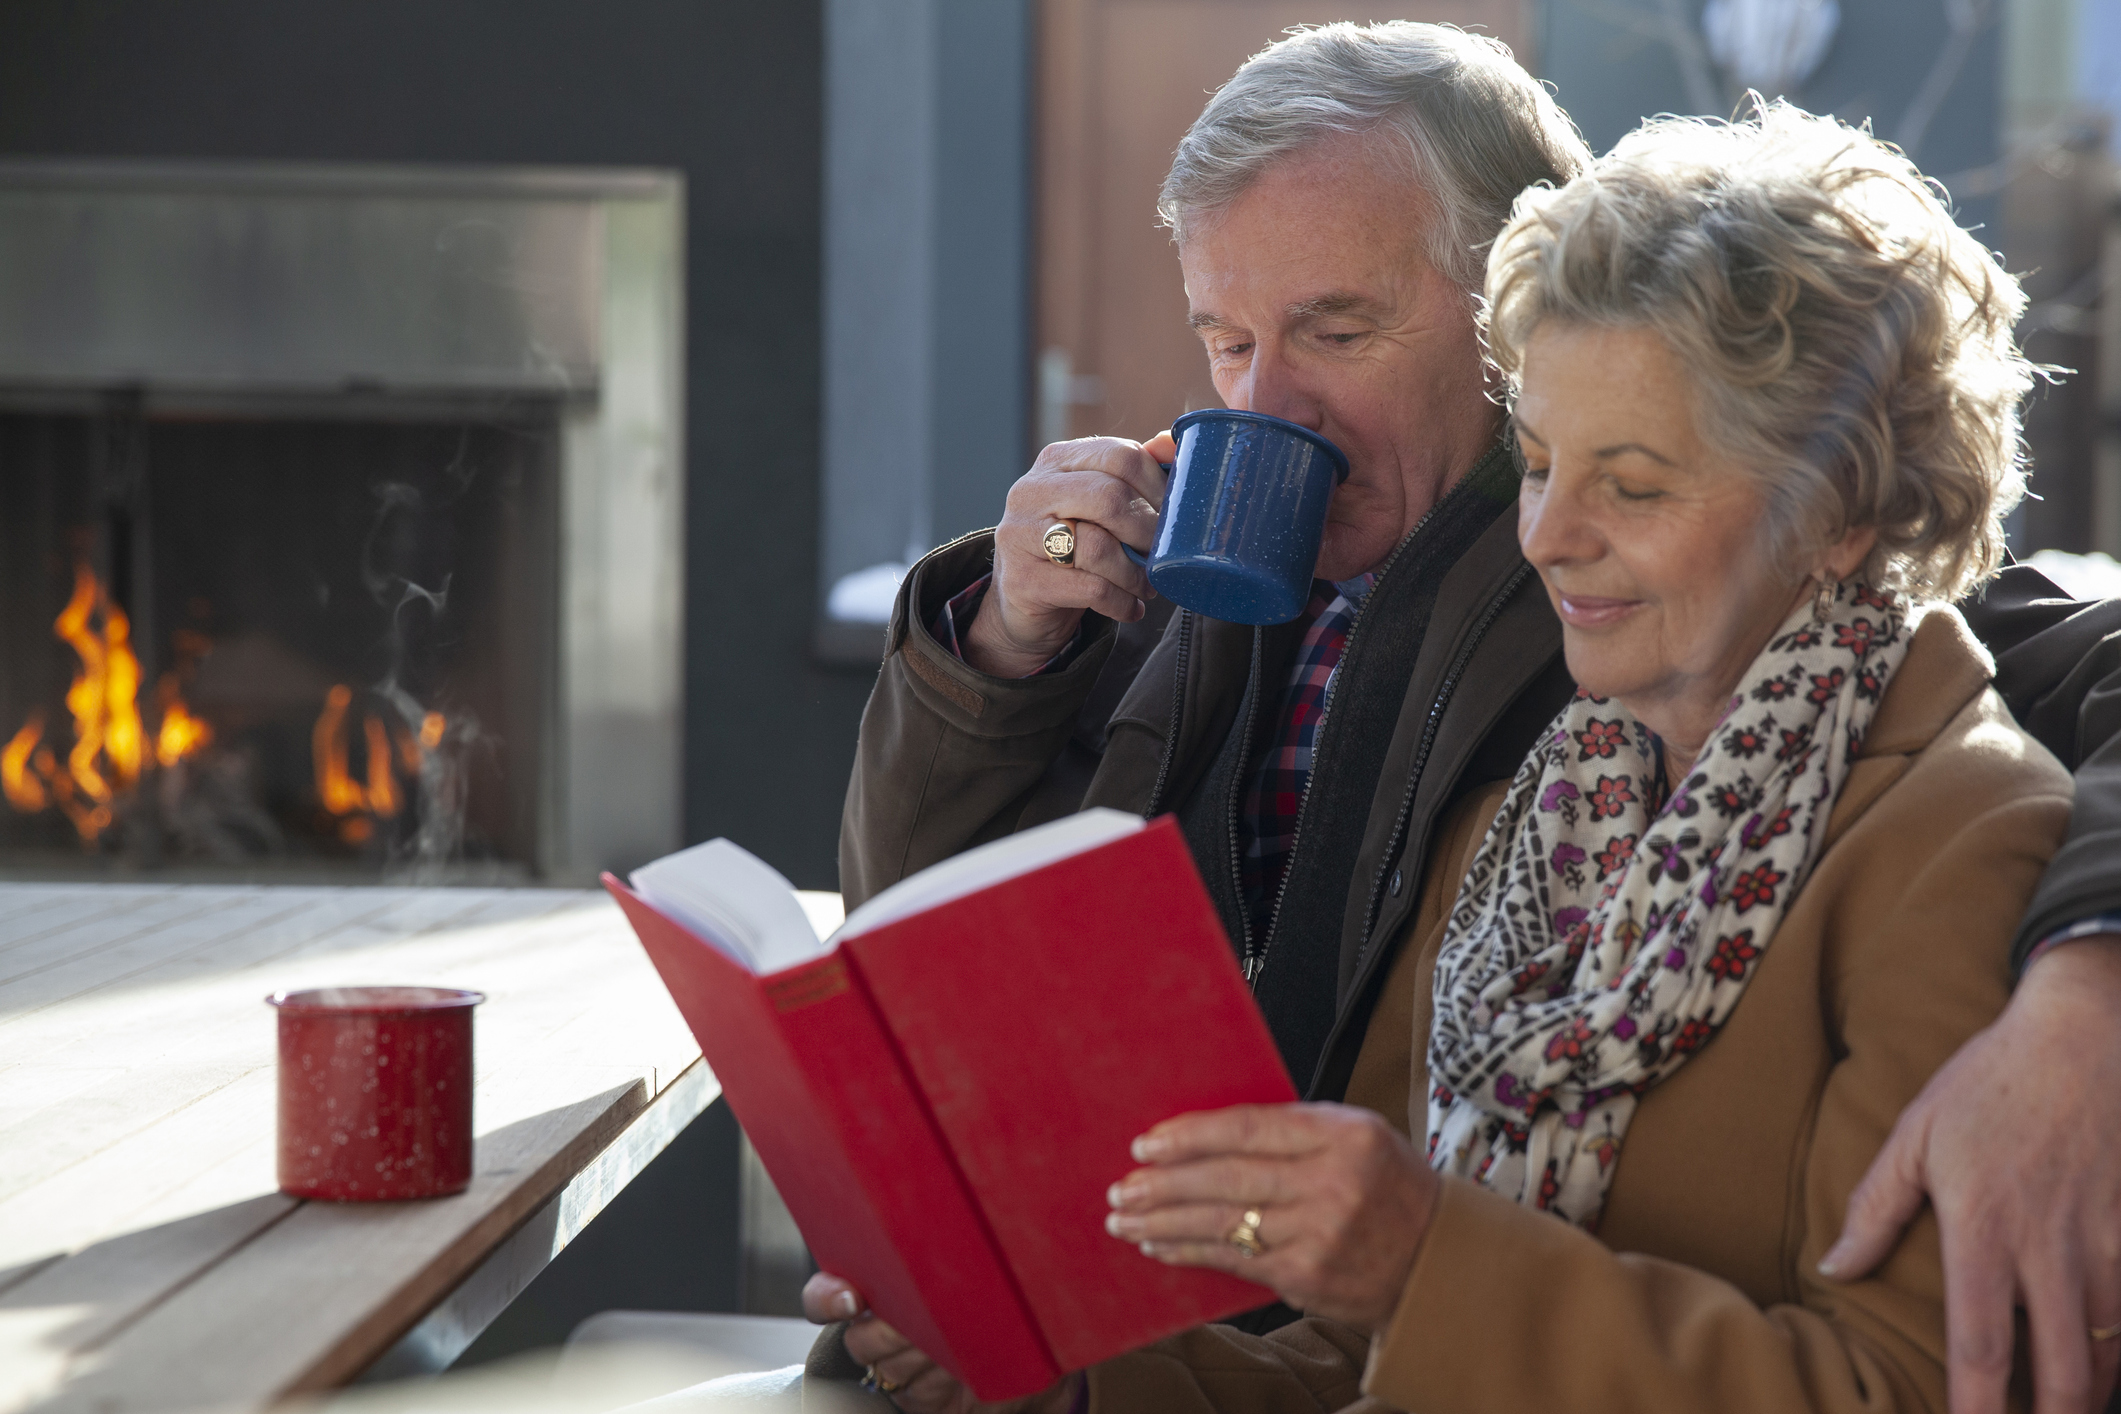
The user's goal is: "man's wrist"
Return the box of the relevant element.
[2016,928,2121,1024]
[2022,914,2121,972]
[963,602,1071,679]
[938,575,1086,679]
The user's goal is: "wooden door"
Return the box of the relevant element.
[1034,0,1531,450]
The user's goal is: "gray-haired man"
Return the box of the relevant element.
[821,22,2121,1413]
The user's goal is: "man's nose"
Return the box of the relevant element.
[1227,341,1324,430]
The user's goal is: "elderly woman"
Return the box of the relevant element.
[827,103,2073,1414]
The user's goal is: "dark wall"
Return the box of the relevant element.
[1534,0,2000,243]
[930,0,1034,544]
[0,0,872,887]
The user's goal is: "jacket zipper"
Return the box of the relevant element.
[1142,609,1194,818]
[1351,561,1534,965]
[1228,628,1265,976]
[1246,499,1443,990]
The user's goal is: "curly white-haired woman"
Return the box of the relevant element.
[841,102,2073,1414]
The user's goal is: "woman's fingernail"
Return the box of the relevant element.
[1105,1212,1132,1238]
[833,1290,859,1318]
[1131,1134,1167,1162]
[1815,1245,1847,1279]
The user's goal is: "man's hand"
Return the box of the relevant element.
[1104,1102,1439,1332]
[962,433,1170,679]
[1822,937,2121,1414]
[801,1273,1078,1414]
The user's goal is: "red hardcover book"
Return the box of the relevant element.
[603,813,1295,1400]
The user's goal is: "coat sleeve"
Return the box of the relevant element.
[1084,1318,1380,1414]
[1360,787,2072,1414]
[837,532,1124,909]
[1958,564,2121,964]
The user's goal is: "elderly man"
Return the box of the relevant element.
[822,21,2121,1413]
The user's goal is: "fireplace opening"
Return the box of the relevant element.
[0,404,558,881]
[0,159,685,884]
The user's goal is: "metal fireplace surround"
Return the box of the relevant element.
[0,160,685,884]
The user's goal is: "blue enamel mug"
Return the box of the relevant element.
[1121,409,1351,625]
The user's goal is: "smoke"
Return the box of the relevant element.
[356,444,490,877]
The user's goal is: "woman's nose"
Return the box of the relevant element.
[1519,473,1598,567]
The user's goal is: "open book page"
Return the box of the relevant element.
[630,839,830,974]
[835,808,1144,942]
[797,890,846,938]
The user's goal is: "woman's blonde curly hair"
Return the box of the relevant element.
[1480,101,2034,602]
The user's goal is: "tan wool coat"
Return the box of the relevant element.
[1086,607,2072,1414]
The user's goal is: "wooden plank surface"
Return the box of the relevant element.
[0,883,719,1414]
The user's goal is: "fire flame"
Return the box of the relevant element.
[155,681,214,768]
[313,684,440,845]
[3,714,49,813]
[0,562,214,844]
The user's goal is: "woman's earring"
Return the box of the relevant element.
[1811,575,1839,624]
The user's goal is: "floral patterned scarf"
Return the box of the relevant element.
[1425,582,1919,1228]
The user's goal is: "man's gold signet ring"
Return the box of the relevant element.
[1042,521,1077,566]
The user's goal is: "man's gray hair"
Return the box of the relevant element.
[1160,22,1591,290]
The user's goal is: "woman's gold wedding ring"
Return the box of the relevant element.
[1227,1207,1266,1258]
[1042,520,1077,566]
[861,1365,903,1394]
[2092,1322,2121,1342]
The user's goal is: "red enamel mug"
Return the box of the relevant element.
[267,986,483,1201]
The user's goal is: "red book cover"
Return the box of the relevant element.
[604,814,1295,1398]
[841,817,1295,1370]
[607,885,1057,1396]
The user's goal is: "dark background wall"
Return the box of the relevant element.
[1534,0,2000,240]
[0,0,870,887]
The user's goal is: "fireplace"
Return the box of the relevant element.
[0,161,684,883]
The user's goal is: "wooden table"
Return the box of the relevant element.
[0,882,832,1414]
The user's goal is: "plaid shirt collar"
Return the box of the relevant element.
[1237,574,1376,950]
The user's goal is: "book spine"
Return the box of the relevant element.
[769,956,1061,1399]
[605,880,1059,1401]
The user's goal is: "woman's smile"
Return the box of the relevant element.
[1552,591,1644,628]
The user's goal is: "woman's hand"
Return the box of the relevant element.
[801,1272,1079,1414]
[1103,1102,1441,1331]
